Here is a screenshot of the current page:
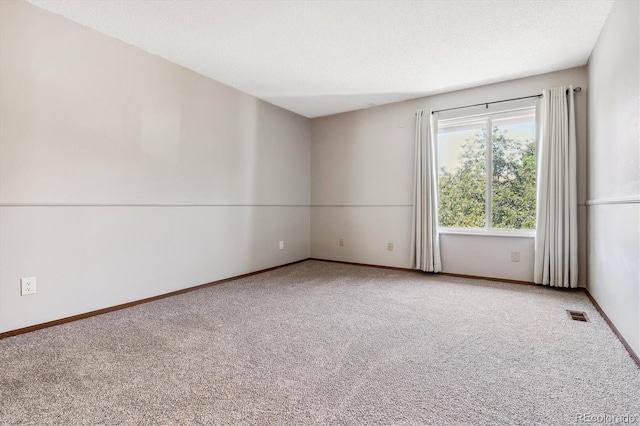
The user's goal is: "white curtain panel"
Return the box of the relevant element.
[411,109,442,272]
[534,86,578,288]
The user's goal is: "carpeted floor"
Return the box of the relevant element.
[1,260,638,425]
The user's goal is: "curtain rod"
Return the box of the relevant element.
[431,86,582,115]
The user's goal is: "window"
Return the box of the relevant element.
[437,106,536,232]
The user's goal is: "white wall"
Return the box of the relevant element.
[311,67,588,283]
[0,1,310,333]
[587,0,639,357]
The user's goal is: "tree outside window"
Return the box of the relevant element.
[437,107,536,231]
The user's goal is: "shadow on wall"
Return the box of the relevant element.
[233,95,311,271]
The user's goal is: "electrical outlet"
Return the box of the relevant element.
[21,277,36,296]
[339,237,344,247]
[279,240,284,250]
[511,251,520,262]
[387,242,394,251]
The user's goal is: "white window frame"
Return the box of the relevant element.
[436,103,538,237]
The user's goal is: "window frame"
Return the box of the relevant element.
[435,103,538,237]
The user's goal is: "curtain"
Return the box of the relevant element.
[534,86,578,288]
[411,109,442,272]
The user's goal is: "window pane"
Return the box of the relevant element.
[438,125,486,228]
[491,117,536,229]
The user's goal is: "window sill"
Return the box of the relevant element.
[439,228,535,238]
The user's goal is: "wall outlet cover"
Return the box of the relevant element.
[21,277,37,296]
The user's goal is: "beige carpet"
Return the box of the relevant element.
[1,260,639,425]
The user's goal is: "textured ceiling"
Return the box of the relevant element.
[29,0,614,118]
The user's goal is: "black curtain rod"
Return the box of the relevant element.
[431,86,582,115]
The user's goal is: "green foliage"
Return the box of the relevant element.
[438,132,486,228]
[438,127,536,229]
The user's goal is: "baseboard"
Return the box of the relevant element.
[439,272,534,286]
[582,288,640,368]
[5,257,638,369]
[309,258,417,273]
[2,257,524,340]
[309,258,534,285]
[0,259,308,339]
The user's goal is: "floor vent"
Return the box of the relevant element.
[567,310,589,322]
